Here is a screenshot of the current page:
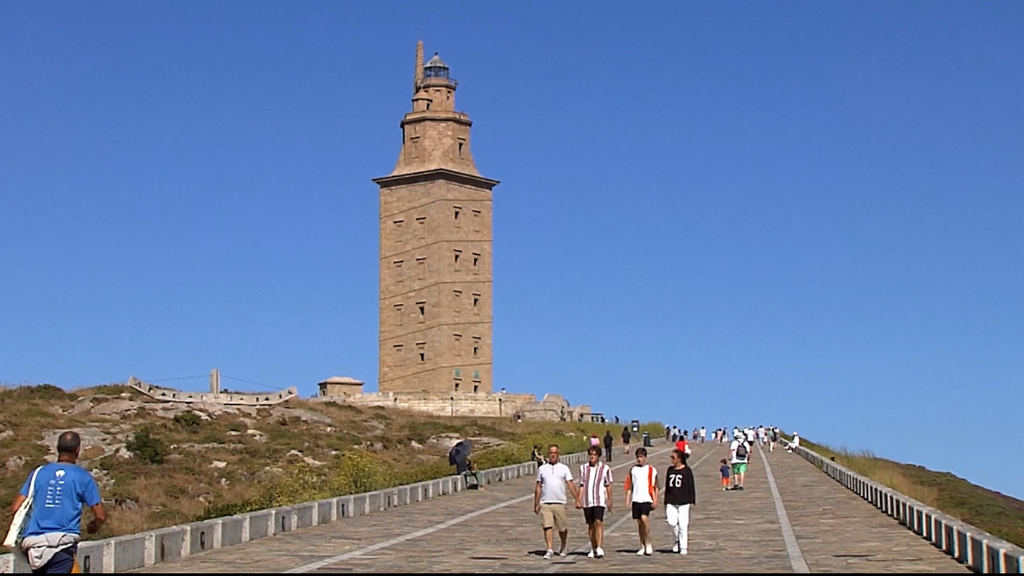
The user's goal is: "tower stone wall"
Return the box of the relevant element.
[374,43,498,395]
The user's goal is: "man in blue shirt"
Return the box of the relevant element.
[10,431,106,573]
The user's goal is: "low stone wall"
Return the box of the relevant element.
[0,450,595,573]
[128,378,298,406]
[791,442,1024,573]
[311,390,589,422]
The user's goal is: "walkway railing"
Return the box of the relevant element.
[791,443,1024,573]
[0,448,600,573]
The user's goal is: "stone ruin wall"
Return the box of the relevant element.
[311,390,592,422]
[128,377,298,406]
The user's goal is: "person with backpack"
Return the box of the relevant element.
[602,430,614,462]
[729,431,751,490]
[621,426,631,454]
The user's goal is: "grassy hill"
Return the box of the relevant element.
[798,436,1024,548]
[0,383,660,542]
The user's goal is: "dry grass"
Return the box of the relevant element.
[796,436,1024,548]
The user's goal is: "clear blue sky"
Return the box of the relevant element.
[2,3,1021,500]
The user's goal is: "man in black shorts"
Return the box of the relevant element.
[577,446,613,558]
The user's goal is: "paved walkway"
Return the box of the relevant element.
[134,442,969,573]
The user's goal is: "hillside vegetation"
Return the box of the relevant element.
[799,436,1024,548]
[0,383,660,542]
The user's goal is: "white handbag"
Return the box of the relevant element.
[3,466,42,548]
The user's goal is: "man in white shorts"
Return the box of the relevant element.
[535,444,581,559]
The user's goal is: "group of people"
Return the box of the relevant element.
[533,443,696,560]
[664,425,706,444]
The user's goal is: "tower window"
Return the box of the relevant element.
[473,370,480,381]
[473,336,481,358]
[416,301,426,323]
[454,382,460,392]
[454,333,462,356]
[453,205,461,227]
[394,303,404,326]
[454,249,462,270]
[453,290,462,313]
[416,216,426,239]
[416,257,426,280]
[473,384,478,393]
[409,136,420,159]
[472,252,480,267]
[393,219,404,243]
[471,209,481,232]
[454,368,461,379]
[416,342,425,363]
[394,260,404,282]
[458,141,464,157]
[393,344,404,365]
[472,293,480,314]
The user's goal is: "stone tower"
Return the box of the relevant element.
[373,42,498,395]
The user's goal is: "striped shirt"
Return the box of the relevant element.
[578,462,613,508]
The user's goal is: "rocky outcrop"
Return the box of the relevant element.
[270,407,332,425]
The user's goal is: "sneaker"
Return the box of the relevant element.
[672,544,680,553]
[587,549,595,558]
[558,547,568,557]
[636,547,646,556]
[543,549,553,560]
[645,544,653,556]
[595,547,605,558]
[737,485,744,490]
[679,549,688,555]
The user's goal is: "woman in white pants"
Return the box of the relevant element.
[663,448,696,554]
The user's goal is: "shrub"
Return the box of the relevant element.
[126,428,165,464]
[173,411,203,431]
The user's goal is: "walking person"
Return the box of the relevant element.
[602,430,614,462]
[621,426,631,455]
[664,449,696,554]
[624,447,659,556]
[9,431,106,573]
[719,458,731,490]
[730,431,751,490]
[534,444,581,560]
[578,446,613,559]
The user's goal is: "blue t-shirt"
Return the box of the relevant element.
[720,464,731,478]
[19,463,102,537]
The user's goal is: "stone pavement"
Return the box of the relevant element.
[133,442,969,573]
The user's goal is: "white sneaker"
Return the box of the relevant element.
[543,549,553,560]
[679,549,688,555]
[645,544,653,555]
[558,547,568,557]
[587,549,595,558]
[636,547,646,556]
[595,547,605,558]
[672,543,680,553]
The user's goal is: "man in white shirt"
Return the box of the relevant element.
[578,446,613,558]
[625,447,659,556]
[535,444,581,560]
